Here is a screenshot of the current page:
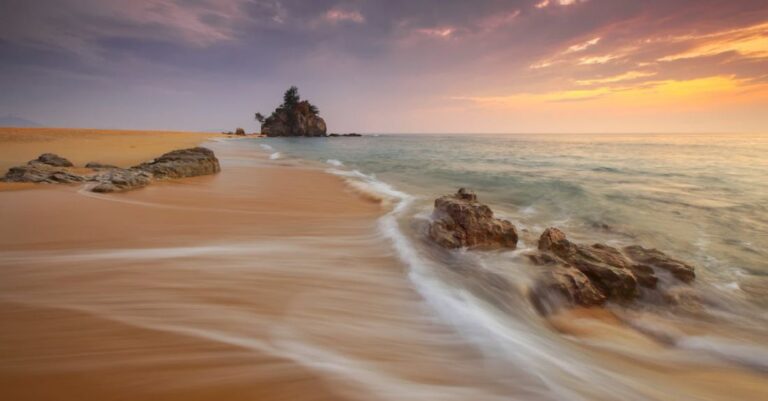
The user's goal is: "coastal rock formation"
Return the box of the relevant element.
[262,103,327,137]
[235,128,246,136]
[2,147,220,192]
[530,227,696,310]
[135,147,220,179]
[90,168,152,193]
[37,153,74,167]
[1,154,84,183]
[429,188,518,249]
[259,86,327,137]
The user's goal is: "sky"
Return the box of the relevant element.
[1,0,767,133]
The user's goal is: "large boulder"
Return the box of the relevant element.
[1,154,84,184]
[134,147,220,179]
[429,188,518,249]
[531,227,696,310]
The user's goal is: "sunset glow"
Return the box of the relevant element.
[1,0,766,133]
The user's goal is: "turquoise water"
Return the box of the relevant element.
[259,134,768,280]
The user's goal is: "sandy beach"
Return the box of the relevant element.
[1,130,767,401]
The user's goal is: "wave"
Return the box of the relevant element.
[259,144,274,151]
[326,159,344,167]
[322,164,648,400]
[270,152,281,160]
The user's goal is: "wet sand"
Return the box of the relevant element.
[0,139,496,400]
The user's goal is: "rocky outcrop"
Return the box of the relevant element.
[530,227,696,311]
[134,147,220,179]
[1,154,84,184]
[259,87,327,137]
[235,128,246,136]
[429,188,518,249]
[90,168,152,193]
[262,102,327,137]
[37,153,74,167]
[329,133,362,137]
[2,147,220,192]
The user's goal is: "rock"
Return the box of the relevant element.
[235,128,246,136]
[260,88,327,137]
[623,245,696,283]
[530,264,607,313]
[428,188,518,249]
[531,227,696,311]
[85,162,119,170]
[262,105,327,137]
[134,147,220,179]
[1,154,84,184]
[537,228,641,301]
[90,169,152,193]
[36,153,74,167]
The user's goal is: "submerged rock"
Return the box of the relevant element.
[134,147,220,179]
[531,227,696,311]
[2,154,83,184]
[429,188,518,249]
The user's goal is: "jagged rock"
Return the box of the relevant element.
[134,147,220,179]
[623,245,695,283]
[85,162,119,170]
[429,188,518,249]
[90,169,152,193]
[1,154,84,184]
[532,227,696,311]
[36,153,74,167]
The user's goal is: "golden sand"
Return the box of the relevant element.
[0,127,219,173]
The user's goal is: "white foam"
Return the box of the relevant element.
[260,144,274,151]
[270,152,281,160]
[677,336,768,372]
[326,159,344,167]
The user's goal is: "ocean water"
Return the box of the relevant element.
[251,133,768,390]
[258,133,768,276]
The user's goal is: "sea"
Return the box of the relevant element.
[252,133,768,397]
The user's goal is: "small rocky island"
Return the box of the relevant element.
[2,147,220,193]
[256,86,327,137]
[429,189,697,313]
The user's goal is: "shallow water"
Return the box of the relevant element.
[1,136,767,400]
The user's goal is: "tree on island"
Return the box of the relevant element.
[256,86,326,137]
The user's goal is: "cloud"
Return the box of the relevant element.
[1,0,768,132]
[324,9,365,24]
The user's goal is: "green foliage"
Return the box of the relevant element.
[308,104,319,115]
[254,112,265,123]
[282,86,300,108]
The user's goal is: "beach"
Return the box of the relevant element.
[1,130,767,401]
